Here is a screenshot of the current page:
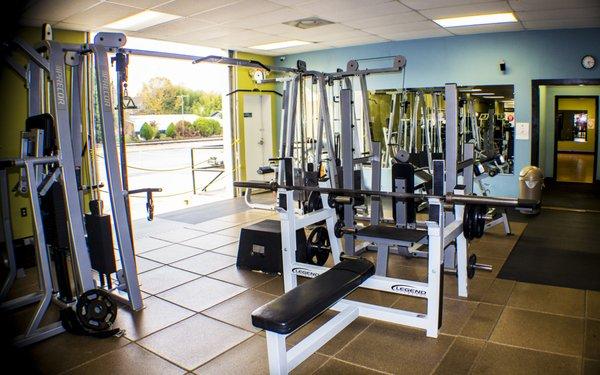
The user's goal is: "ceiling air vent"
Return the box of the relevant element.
[284,17,333,29]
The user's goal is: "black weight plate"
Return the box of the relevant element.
[76,288,117,332]
[306,227,330,266]
[467,254,477,279]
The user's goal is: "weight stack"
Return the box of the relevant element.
[237,219,307,274]
[85,213,117,275]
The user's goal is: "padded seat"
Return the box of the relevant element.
[356,224,427,243]
[251,258,375,334]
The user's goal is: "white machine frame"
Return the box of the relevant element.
[264,178,469,374]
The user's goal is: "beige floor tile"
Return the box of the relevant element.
[202,289,275,332]
[138,266,199,294]
[218,211,270,223]
[391,297,477,335]
[150,228,205,243]
[139,244,206,264]
[214,225,243,238]
[314,358,384,374]
[490,307,584,356]
[194,334,328,375]
[64,343,184,375]
[23,332,128,374]
[211,242,239,256]
[181,233,237,250]
[346,287,400,307]
[254,276,284,296]
[387,264,428,281]
[158,277,246,312]
[459,303,504,340]
[433,337,486,374]
[135,256,163,274]
[444,275,493,302]
[587,290,600,319]
[171,252,236,275]
[114,296,195,340]
[137,314,252,371]
[584,359,600,375]
[586,319,600,359]
[287,310,372,356]
[481,278,515,305]
[471,256,505,279]
[507,282,585,317]
[184,219,237,233]
[209,265,275,288]
[336,322,453,374]
[470,342,580,375]
[134,236,173,254]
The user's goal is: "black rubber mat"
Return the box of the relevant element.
[499,196,600,290]
[541,180,600,211]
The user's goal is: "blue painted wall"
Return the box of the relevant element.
[276,28,600,196]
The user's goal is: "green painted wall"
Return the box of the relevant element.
[540,85,600,178]
[556,97,596,153]
[233,51,278,181]
[0,27,86,239]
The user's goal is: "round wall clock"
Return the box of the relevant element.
[582,55,596,70]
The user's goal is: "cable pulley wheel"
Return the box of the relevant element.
[306,226,331,266]
[76,288,117,332]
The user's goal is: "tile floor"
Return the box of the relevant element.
[11,209,600,374]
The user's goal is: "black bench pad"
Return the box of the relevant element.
[356,224,427,243]
[251,258,375,334]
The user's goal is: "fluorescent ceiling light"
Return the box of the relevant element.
[434,12,517,28]
[103,10,181,31]
[472,92,495,96]
[483,96,504,99]
[250,40,311,50]
[459,88,482,92]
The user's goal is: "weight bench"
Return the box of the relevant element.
[356,224,427,276]
[252,258,375,374]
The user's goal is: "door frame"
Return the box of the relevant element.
[531,79,600,182]
[552,95,599,182]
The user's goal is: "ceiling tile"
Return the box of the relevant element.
[419,1,512,19]
[328,34,389,47]
[136,17,216,37]
[62,2,141,28]
[342,11,426,29]
[108,0,169,9]
[364,20,443,36]
[267,0,314,6]
[508,0,599,11]
[523,17,600,30]
[266,42,333,56]
[450,22,524,35]
[228,7,313,29]
[154,0,239,17]
[191,0,283,23]
[174,26,247,44]
[387,29,454,41]
[399,0,499,11]
[302,1,413,23]
[23,0,101,23]
[256,23,300,35]
[517,7,600,21]
[310,29,376,43]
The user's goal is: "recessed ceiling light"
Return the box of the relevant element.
[459,88,483,92]
[472,92,495,96]
[483,96,504,99]
[250,40,311,50]
[103,10,181,31]
[434,12,517,28]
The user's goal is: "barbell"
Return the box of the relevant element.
[234,180,539,210]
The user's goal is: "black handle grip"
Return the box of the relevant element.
[516,198,540,209]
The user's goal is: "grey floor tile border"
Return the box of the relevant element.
[166,251,238,276]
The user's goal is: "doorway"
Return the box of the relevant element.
[554,96,598,183]
[243,94,273,181]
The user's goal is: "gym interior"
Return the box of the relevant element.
[1,1,599,374]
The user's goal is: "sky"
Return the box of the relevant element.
[114,36,230,96]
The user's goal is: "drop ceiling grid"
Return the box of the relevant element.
[18,0,600,54]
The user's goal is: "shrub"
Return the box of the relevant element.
[175,120,193,137]
[139,122,158,140]
[192,118,221,137]
[166,122,177,138]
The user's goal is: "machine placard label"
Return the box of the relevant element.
[391,284,427,296]
[292,267,320,278]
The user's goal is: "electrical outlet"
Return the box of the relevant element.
[20,207,27,217]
